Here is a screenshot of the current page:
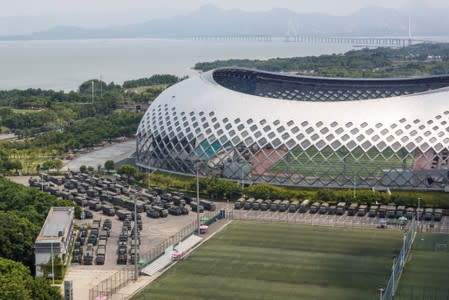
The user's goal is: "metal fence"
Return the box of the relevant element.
[88,210,222,300]
[227,209,410,231]
[394,285,449,300]
[88,266,135,300]
[382,218,417,300]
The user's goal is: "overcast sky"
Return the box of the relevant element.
[0,0,447,36]
[1,0,448,17]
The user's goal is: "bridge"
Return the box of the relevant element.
[192,35,272,42]
[284,35,415,47]
[190,35,424,47]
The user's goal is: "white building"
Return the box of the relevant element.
[35,207,74,277]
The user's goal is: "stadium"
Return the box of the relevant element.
[136,68,449,190]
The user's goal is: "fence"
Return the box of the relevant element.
[88,210,222,300]
[88,266,135,300]
[394,285,449,300]
[228,209,409,231]
[382,218,417,300]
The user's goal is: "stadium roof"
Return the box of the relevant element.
[212,68,449,102]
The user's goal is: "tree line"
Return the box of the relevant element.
[194,43,449,77]
[0,177,74,299]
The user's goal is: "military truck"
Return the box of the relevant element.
[252,199,264,210]
[386,205,397,219]
[319,203,329,214]
[378,205,388,218]
[405,207,415,220]
[289,200,300,213]
[261,199,272,211]
[200,199,216,211]
[424,208,434,221]
[367,205,377,217]
[336,202,346,215]
[347,203,359,216]
[357,205,367,217]
[309,202,320,214]
[299,200,311,213]
[278,200,290,212]
[270,200,282,211]
[434,208,443,222]
[234,198,245,210]
[244,198,255,210]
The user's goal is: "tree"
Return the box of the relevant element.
[118,164,137,183]
[0,257,33,300]
[0,212,38,270]
[79,165,87,173]
[0,257,63,300]
[104,160,115,171]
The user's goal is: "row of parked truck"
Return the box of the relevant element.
[30,172,217,223]
[72,219,111,265]
[234,198,444,221]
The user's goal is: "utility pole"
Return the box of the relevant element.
[99,75,103,98]
[91,80,95,104]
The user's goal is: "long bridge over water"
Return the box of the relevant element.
[192,35,424,47]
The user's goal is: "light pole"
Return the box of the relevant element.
[133,192,139,281]
[417,197,421,227]
[51,242,55,285]
[196,164,200,235]
[378,287,384,300]
[241,165,244,193]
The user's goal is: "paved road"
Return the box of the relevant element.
[62,141,136,172]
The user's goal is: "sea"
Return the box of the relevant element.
[0,38,356,91]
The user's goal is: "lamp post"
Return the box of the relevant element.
[241,165,244,193]
[417,197,421,227]
[196,164,200,235]
[133,192,139,281]
[378,287,384,300]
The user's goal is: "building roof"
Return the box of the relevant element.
[36,207,74,243]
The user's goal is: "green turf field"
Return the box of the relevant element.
[133,221,402,300]
[268,146,413,178]
[395,233,449,299]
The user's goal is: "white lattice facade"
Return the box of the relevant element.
[136,68,449,190]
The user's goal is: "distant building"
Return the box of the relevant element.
[35,207,74,277]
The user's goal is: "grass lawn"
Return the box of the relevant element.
[395,233,449,299]
[134,221,402,300]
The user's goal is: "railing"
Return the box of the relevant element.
[382,218,417,300]
[88,266,135,300]
[228,209,410,230]
[88,210,222,300]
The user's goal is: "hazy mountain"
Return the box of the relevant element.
[2,5,448,40]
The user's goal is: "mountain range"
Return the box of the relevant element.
[2,5,448,40]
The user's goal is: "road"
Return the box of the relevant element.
[62,140,136,172]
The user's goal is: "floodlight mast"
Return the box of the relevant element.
[133,190,139,281]
[196,163,200,235]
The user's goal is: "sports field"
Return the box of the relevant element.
[395,233,449,299]
[133,221,402,300]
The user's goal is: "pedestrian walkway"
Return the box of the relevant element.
[140,235,203,276]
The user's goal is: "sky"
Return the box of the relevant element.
[0,0,448,35]
[1,0,449,17]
